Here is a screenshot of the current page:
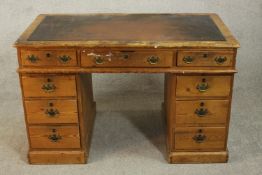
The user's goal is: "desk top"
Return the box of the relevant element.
[15,14,239,48]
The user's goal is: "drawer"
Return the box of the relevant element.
[20,50,77,67]
[177,50,234,67]
[175,100,229,126]
[29,126,81,149]
[22,75,76,98]
[25,99,78,124]
[174,127,226,151]
[81,50,173,67]
[176,76,232,97]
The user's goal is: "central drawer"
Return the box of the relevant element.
[81,50,173,67]
[29,126,81,149]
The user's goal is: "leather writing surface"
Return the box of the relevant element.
[28,14,225,42]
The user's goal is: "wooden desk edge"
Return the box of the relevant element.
[17,68,238,74]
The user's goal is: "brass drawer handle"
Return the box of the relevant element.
[195,108,208,117]
[45,108,59,117]
[215,56,227,64]
[42,82,56,93]
[183,56,193,64]
[196,82,208,92]
[193,129,206,143]
[94,56,104,64]
[196,78,208,92]
[147,56,159,65]
[27,55,39,63]
[193,133,206,143]
[59,55,71,63]
[48,129,62,142]
[48,134,62,142]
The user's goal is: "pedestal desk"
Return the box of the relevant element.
[14,14,239,164]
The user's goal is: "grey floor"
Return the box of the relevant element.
[1,0,262,175]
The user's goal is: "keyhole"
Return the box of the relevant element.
[200,102,205,106]
[198,129,203,133]
[203,53,208,58]
[52,129,56,132]
[46,53,51,57]
[202,78,206,82]
[48,102,53,107]
[47,78,52,82]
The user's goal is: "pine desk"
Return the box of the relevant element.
[14,14,239,164]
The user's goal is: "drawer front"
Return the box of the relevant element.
[175,100,229,126]
[25,99,78,124]
[174,127,226,151]
[177,50,234,67]
[20,50,77,67]
[81,50,173,67]
[29,126,81,149]
[176,76,232,97]
[22,75,76,97]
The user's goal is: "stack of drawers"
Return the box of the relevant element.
[19,49,94,164]
[22,74,80,149]
[167,50,235,163]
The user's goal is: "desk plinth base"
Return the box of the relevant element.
[28,150,87,164]
[168,150,228,163]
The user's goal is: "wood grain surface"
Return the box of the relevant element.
[81,50,173,67]
[176,75,232,97]
[21,75,77,97]
[21,49,77,67]
[174,127,226,151]
[25,99,78,124]
[28,125,81,149]
[177,50,234,67]
[175,100,229,126]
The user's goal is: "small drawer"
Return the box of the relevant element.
[81,50,173,67]
[20,50,77,67]
[175,100,229,126]
[177,50,234,67]
[176,75,232,97]
[25,99,78,124]
[21,75,76,98]
[29,126,81,149]
[174,127,226,151]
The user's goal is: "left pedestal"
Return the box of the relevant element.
[19,73,96,164]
